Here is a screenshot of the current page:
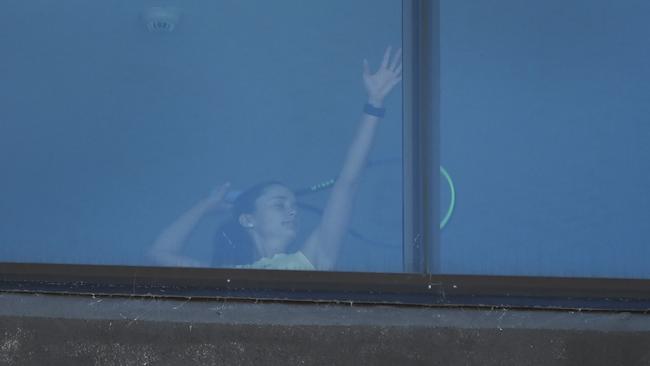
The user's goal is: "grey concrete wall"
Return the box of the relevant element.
[1,293,650,365]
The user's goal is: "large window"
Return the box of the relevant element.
[1,0,649,309]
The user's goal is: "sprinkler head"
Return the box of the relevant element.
[141,7,181,33]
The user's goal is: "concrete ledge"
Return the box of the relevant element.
[1,293,650,365]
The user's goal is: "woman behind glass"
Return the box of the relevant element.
[149,47,402,270]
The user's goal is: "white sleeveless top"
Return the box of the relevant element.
[235,251,315,270]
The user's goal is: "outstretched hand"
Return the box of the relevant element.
[363,46,402,107]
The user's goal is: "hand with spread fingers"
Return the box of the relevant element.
[363,46,402,107]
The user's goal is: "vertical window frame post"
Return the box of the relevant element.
[403,0,441,273]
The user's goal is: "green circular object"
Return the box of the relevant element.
[440,166,456,229]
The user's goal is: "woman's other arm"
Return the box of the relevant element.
[148,183,230,267]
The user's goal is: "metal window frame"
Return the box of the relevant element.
[403,0,440,273]
[1,263,650,311]
[402,0,440,273]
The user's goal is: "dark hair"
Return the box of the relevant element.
[211,181,285,267]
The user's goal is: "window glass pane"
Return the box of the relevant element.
[0,1,404,272]
[441,0,650,278]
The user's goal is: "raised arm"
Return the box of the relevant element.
[148,183,231,267]
[302,47,402,270]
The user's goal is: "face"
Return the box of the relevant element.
[243,184,298,253]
